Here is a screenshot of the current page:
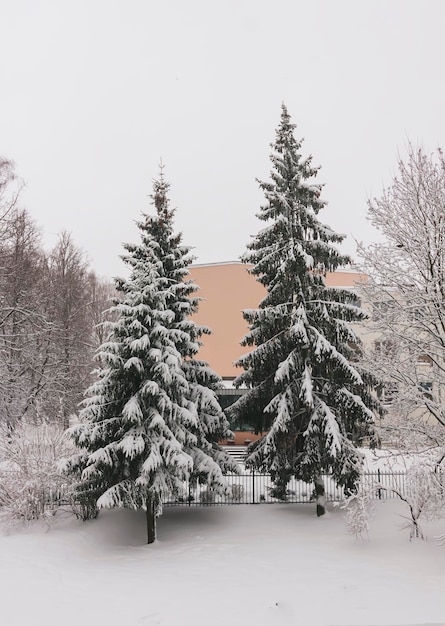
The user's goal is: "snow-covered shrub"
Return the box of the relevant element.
[176,487,194,504]
[64,482,100,521]
[347,460,445,541]
[230,483,244,502]
[199,488,215,504]
[341,483,375,539]
[0,420,76,525]
[380,462,445,540]
[398,463,444,540]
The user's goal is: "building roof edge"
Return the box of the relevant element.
[191,260,244,268]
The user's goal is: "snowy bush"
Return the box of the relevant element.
[199,488,216,504]
[0,420,76,525]
[379,462,445,540]
[398,464,444,540]
[341,483,375,539]
[230,483,244,502]
[344,462,445,541]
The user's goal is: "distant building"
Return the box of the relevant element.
[189,261,367,445]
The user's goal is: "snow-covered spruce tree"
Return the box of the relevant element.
[63,167,236,543]
[229,104,382,516]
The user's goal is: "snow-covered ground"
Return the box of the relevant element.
[0,502,444,626]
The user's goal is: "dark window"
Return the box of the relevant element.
[372,300,397,321]
[374,339,397,358]
[417,354,433,365]
[216,389,254,431]
[376,382,398,405]
[407,305,427,322]
[419,382,433,400]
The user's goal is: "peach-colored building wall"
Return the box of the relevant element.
[326,270,367,287]
[189,262,366,378]
[189,263,265,378]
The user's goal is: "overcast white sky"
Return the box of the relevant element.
[1,0,444,278]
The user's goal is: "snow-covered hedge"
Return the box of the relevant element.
[0,421,76,525]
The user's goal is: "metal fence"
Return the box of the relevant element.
[165,470,412,506]
[1,468,440,511]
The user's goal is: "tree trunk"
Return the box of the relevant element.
[314,475,326,517]
[146,498,156,544]
[410,506,424,540]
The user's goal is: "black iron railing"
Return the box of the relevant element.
[165,469,411,506]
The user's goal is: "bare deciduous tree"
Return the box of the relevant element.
[45,232,108,426]
[358,145,445,458]
[0,157,21,236]
[0,160,112,429]
[0,207,50,427]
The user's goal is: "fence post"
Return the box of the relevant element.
[252,470,255,504]
[377,468,382,500]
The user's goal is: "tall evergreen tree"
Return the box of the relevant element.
[64,167,236,542]
[230,105,381,515]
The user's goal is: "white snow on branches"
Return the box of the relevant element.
[117,431,146,458]
[299,365,314,407]
[124,357,144,372]
[306,399,342,458]
[130,334,150,352]
[122,396,144,423]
